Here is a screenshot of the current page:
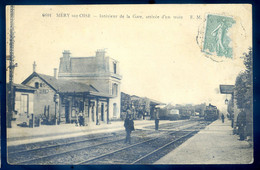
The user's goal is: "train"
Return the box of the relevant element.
[178,108,192,120]
[158,103,219,121]
[204,104,219,121]
[158,107,193,120]
[158,108,180,120]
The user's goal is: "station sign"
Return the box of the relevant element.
[219,85,234,94]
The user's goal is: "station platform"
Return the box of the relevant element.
[155,119,253,164]
[7,119,181,146]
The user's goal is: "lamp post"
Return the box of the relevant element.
[219,85,235,129]
[7,5,16,128]
[225,98,228,105]
[54,93,59,125]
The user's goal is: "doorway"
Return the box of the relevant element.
[113,103,117,117]
[65,101,70,123]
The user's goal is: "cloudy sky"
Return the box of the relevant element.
[6,5,252,112]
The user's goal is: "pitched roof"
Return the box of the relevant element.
[129,94,165,105]
[7,83,36,91]
[131,95,141,100]
[70,57,108,74]
[22,72,99,93]
[149,98,165,105]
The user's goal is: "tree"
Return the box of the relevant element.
[234,48,253,138]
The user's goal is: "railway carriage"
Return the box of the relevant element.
[158,108,180,120]
[179,109,191,120]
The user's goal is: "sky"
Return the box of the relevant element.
[6,5,252,113]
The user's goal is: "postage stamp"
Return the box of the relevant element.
[202,14,236,59]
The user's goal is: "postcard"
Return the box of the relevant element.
[6,4,252,165]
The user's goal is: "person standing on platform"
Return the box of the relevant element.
[78,111,84,126]
[124,109,135,144]
[75,111,79,126]
[155,117,159,130]
[237,111,246,140]
[155,108,160,130]
[231,113,234,128]
[221,113,225,123]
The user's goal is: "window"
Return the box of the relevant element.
[112,83,118,96]
[35,82,39,89]
[113,62,117,74]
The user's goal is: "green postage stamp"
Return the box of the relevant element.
[202,14,236,59]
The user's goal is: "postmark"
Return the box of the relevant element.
[197,14,236,62]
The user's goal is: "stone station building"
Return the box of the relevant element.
[8,50,122,127]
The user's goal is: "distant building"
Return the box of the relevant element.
[58,50,122,120]
[121,92,164,120]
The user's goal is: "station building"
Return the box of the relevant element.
[23,72,115,125]
[58,50,122,120]
[8,50,122,127]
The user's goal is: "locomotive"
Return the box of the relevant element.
[204,104,219,121]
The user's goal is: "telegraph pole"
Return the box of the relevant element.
[7,5,16,128]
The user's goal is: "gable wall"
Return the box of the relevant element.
[24,76,56,117]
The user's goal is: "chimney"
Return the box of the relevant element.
[96,49,106,58]
[63,50,71,58]
[33,61,37,72]
[54,68,57,79]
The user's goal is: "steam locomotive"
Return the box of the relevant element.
[204,104,219,121]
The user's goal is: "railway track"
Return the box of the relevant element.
[131,130,197,164]
[8,134,116,155]
[143,120,191,130]
[130,132,193,164]
[78,130,197,164]
[8,129,154,164]
[8,119,208,165]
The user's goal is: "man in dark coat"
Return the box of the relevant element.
[155,108,160,130]
[124,110,135,144]
[155,118,159,130]
[221,113,225,123]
